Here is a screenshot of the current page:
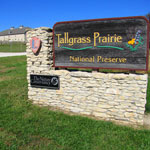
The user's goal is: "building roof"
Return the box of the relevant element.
[0,26,31,36]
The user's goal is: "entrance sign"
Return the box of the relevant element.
[53,17,149,71]
[30,37,41,54]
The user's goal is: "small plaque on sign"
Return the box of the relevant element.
[30,75,59,89]
[30,37,41,54]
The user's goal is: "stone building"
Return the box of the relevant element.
[0,26,31,42]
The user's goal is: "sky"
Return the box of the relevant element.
[0,0,149,31]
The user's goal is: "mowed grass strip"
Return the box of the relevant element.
[146,73,150,112]
[145,49,150,112]
[0,42,26,52]
[0,56,150,150]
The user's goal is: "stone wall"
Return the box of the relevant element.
[26,27,148,126]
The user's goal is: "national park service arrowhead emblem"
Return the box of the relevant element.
[30,37,41,54]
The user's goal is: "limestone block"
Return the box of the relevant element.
[84,82,94,88]
[113,74,127,80]
[92,112,109,118]
[105,88,120,95]
[56,89,64,95]
[141,88,147,93]
[93,107,107,112]
[70,71,92,78]
[92,72,107,79]
[49,70,69,76]
[70,107,83,113]
[124,112,137,118]
[81,111,91,115]
[98,104,113,109]
[64,96,73,100]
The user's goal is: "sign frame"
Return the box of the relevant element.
[53,16,149,71]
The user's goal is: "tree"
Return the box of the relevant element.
[145,13,150,47]
[146,13,150,22]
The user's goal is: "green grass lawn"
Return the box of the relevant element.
[0,56,150,150]
[146,74,150,112]
[0,42,26,52]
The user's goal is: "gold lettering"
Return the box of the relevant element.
[117,36,122,42]
[77,37,82,43]
[64,32,66,43]
[68,38,74,45]
[97,56,127,63]
[70,56,95,63]
[112,58,116,63]
[87,37,91,43]
[122,58,127,63]
[67,32,69,43]
[56,34,61,47]
[57,32,122,47]
[97,56,102,62]
[70,56,74,61]
[94,32,99,46]
[102,37,107,43]
[60,38,65,44]
[107,34,110,43]
[114,34,117,42]
[82,37,86,43]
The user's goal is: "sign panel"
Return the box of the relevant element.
[53,17,149,71]
[30,75,59,89]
